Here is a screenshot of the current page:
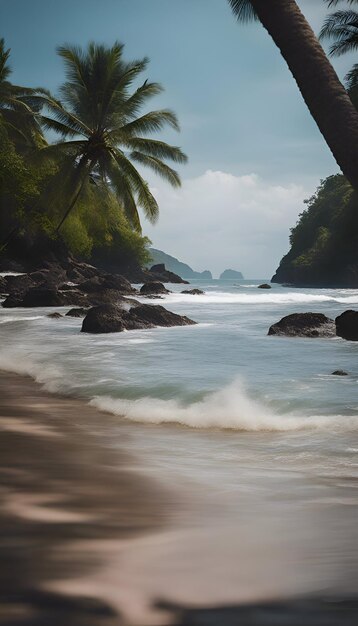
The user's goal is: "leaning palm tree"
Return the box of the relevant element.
[0,38,44,149]
[228,1,358,192]
[35,41,187,232]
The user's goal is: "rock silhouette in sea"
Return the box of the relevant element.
[181,289,205,295]
[258,283,271,289]
[81,303,196,334]
[140,282,170,295]
[335,310,358,341]
[268,313,335,338]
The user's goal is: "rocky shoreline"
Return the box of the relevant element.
[0,259,197,334]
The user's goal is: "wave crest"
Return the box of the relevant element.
[90,379,358,432]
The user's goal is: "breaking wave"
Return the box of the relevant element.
[90,378,358,432]
[143,291,358,306]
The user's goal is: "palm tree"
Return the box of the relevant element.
[35,41,187,232]
[320,1,358,57]
[228,1,358,192]
[319,1,358,109]
[0,38,44,149]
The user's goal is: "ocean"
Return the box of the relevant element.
[1,278,357,607]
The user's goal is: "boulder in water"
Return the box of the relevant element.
[268,313,335,338]
[140,281,170,295]
[335,310,358,341]
[181,288,205,295]
[258,283,271,289]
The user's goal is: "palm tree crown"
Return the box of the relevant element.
[0,38,44,149]
[36,41,187,231]
[320,1,358,57]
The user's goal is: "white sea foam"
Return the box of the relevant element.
[141,291,358,306]
[0,351,64,393]
[0,316,44,324]
[90,378,358,432]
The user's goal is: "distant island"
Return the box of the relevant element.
[219,269,243,280]
[147,248,212,280]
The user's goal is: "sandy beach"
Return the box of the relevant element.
[1,370,357,626]
[0,370,171,626]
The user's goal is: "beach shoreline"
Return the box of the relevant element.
[1,369,358,625]
[0,370,171,626]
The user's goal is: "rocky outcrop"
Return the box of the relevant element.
[331,370,348,376]
[146,248,212,280]
[147,264,189,284]
[81,304,127,334]
[0,276,7,294]
[268,313,335,338]
[65,307,89,318]
[335,310,358,341]
[140,282,170,296]
[220,269,244,280]
[81,302,196,334]
[181,288,205,295]
[258,283,271,289]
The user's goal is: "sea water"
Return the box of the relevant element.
[1,279,357,606]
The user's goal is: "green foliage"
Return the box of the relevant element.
[274,175,358,285]
[34,41,187,231]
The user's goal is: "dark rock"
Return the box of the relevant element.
[147,262,189,284]
[102,274,135,294]
[258,283,272,289]
[81,304,126,334]
[2,294,23,308]
[268,313,335,338]
[78,276,105,293]
[65,307,89,318]
[181,288,204,295]
[5,274,35,295]
[29,267,66,288]
[126,304,196,329]
[331,370,348,376]
[140,282,170,295]
[0,276,7,294]
[335,310,358,341]
[66,262,99,282]
[81,302,196,334]
[47,312,63,319]
[59,290,90,307]
[22,287,65,308]
[0,260,25,273]
[58,282,79,291]
[150,263,166,273]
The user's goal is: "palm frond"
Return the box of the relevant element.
[120,109,180,135]
[319,10,358,56]
[130,152,181,187]
[123,137,187,163]
[110,148,159,223]
[106,157,141,231]
[228,0,258,22]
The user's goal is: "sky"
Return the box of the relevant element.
[1,0,356,277]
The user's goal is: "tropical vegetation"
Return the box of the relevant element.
[0,39,186,268]
[272,175,358,286]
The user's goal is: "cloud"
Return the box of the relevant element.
[143,170,311,278]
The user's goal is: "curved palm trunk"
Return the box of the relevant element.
[250,0,358,191]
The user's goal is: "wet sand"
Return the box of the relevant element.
[0,371,168,625]
[0,371,357,625]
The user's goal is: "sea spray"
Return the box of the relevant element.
[90,377,358,432]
